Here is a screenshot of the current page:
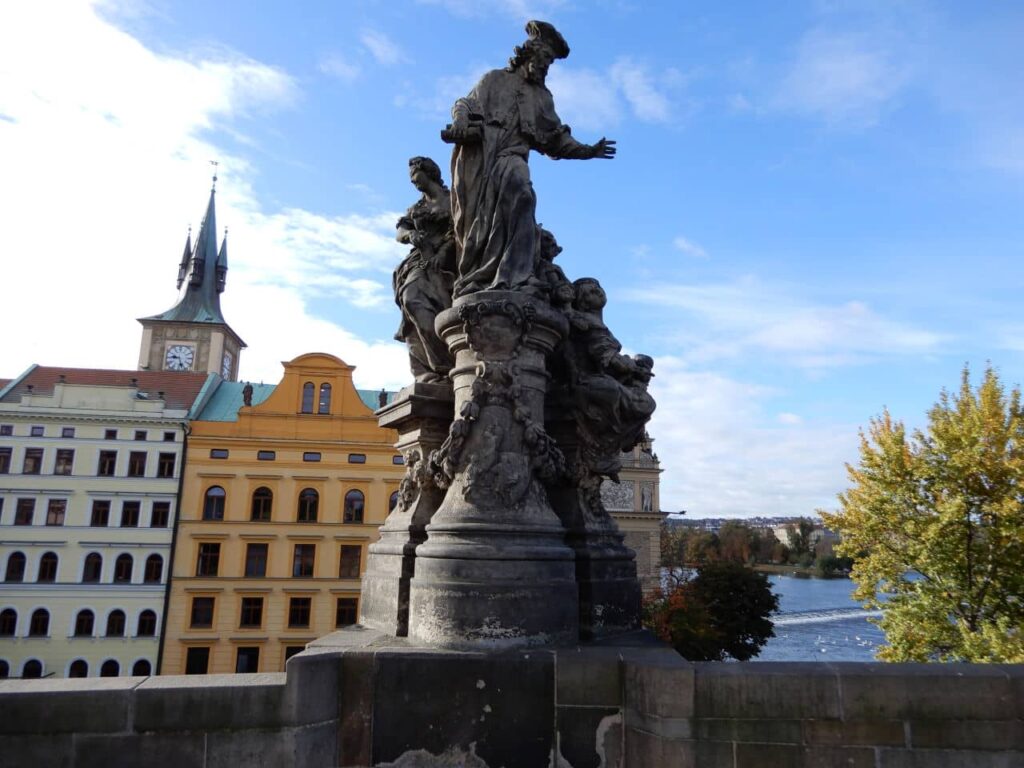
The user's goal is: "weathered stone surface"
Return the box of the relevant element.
[695,717,803,745]
[556,707,622,768]
[0,676,140,734]
[623,727,695,768]
[695,663,842,720]
[835,663,1015,721]
[623,646,694,720]
[0,735,73,767]
[555,645,622,707]
[909,719,1024,751]
[338,649,376,767]
[804,718,905,747]
[133,672,287,732]
[75,733,206,768]
[283,648,344,724]
[878,748,1023,768]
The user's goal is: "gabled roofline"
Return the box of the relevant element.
[0,364,38,401]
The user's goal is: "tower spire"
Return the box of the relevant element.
[175,226,192,290]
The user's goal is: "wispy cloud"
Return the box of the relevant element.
[319,53,361,83]
[626,277,945,370]
[610,57,672,123]
[672,236,708,259]
[776,29,909,128]
[360,29,407,66]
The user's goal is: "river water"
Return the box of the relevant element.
[753,575,887,662]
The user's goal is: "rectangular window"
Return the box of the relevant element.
[239,597,264,628]
[235,646,260,673]
[91,500,110,527]
[120,501,140,527]
[347,453,366,464]
[97,450,117,476]
[134,430,147,441]
[210,449,229,459]
[22,448,43,474]
[15,498,34,525]
[54,448,74,475]
[185,646,210,675]
[104,429,117,440]
[336,598,358,628]
[30,425,44,437]
[0,425,12,436]
[163,431,176,442]
[196,543,221,577]
[292,544,315,577]
[244,543,268,578]
[288,597,312,628]
[127,451,147,477]
[46,499,66,526]
[339,545,362,579]
[189,597,214,628]
[257,450,276,461]
[392,455,405,465]
[157,452,175,478]
[0,447,11,474]
[151,501,170,527]
[302,452,321,462]
[61,427,76,438]
[284,646,305,663]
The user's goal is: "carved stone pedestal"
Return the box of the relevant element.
[546,415,642,639]
[359,382,453,636]
[406,291,579,649]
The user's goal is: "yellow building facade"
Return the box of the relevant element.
[160,353,403,675]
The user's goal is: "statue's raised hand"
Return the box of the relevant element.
[591,138,616,159]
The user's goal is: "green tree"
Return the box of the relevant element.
[644,562,779,661]
[822,366,1024,662]
[718,521,754,564]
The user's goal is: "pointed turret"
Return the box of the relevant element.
[215,228,228,293]
[175,229,192,290]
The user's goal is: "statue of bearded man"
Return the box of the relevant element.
[443,20,616,298]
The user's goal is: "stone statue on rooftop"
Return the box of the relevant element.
[393,156,456,383]
[443,20,616,298]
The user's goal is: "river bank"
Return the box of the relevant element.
[752,563,849,579]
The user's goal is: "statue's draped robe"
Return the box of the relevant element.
[451,68,593,297]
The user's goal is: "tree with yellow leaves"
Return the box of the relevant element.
[822,366,1024,662]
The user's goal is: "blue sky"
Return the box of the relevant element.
[1,1,1022,517]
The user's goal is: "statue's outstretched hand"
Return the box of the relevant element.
[591,138,617,159]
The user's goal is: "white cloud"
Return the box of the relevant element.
[625,277,944,370]
[319,54,361,83]
[672,236,708,259]
[0,2,409,389]
[609,57,672,123]
[776,29,908,127]
[648,357,854,516]
[360,29,407,66]
[546,67,623,131]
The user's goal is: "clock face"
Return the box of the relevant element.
[165,344,195,371]
[221,352,233,379]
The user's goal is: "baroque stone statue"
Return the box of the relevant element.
[443,20,616,298]
[393,156,456,382]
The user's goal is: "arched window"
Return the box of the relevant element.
[137,610,157,637]
[251,487,273,521]
[69,659,89,678]
[343,489,365,524]
[5,552,25,582]
[301,382,315,414]
[0,609,16,637]
[100,659,119,677]
[143,554,163,583]
[132,659,152,676]
[297,488,319,523]
[82,553,102,583]
[0,660,9,678]
[37,552,58,583]
[22,659,43,678]
[106,610,126,637]
[29,609,49,637]
[114,554,133,583]
[389,490,400,513]
[74,609,94,637]
[203,486,226,520]
[318,383,332,414]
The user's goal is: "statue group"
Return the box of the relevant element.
[369,20,656,648]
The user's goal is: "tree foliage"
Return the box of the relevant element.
[822,366,1024,662]
[644,562,779,661]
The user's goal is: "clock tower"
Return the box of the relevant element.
[138,178,246,380]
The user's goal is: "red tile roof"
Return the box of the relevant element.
[0,379,11,390]
[0,367,211,411]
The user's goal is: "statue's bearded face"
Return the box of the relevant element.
[525,44,555,84]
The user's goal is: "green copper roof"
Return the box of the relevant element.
[143,185,229,325]
[356,388,396,411]
[196,381,276,421]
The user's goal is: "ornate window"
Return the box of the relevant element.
[251,487,273,521]
[203,486,226,520]
[297,488,319,523]
[132,659,152,676]
[22,660,43,678]
[343,489,365,524]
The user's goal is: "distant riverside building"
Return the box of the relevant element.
[159,353,404,675]
[599,435,666,591]
[0,367,211,679]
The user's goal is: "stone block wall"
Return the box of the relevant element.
[0,630,1021,767]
